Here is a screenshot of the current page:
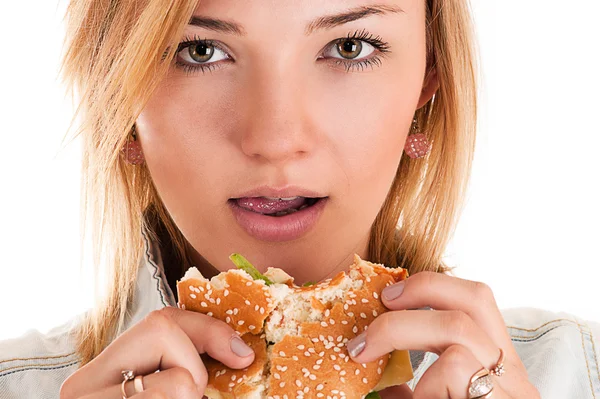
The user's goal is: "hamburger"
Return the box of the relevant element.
[177,254,413,399]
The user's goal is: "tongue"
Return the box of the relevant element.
[235,197,308,214]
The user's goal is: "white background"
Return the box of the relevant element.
[1,1,599,341]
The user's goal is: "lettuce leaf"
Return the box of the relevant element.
[229,253,274,286]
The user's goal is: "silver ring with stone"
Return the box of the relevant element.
[121,370,135,399]
[468,367,494,399]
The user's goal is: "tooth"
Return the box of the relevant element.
[274,211,288,216]
[287,208,298,214]
[298,205,308,210]
[264,196,299,201]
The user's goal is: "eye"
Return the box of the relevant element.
[323,38,376,61]
[176,40,229,67]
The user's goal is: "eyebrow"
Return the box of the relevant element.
[188,4,404,36]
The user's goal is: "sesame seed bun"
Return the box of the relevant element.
[177,255,413,399]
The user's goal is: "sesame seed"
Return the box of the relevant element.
[360,313,367,319]
[245,300,251,305]
[318,351,325,357]
[332,390,339,394]
[279,351,286,357]
[295,380,302,387]
[313,365,321,370]
[340,377,346,383]
[280,382,286,388]
[249,325,256,330]
[229,382,235,387]
[292,356,299,361]
[333,347,341,352]
[329,319,335,325]
[216,298,221,305]
[355,369,360,375]
[246,281,253,286]
[304,387,309,394]
[224,289,229,296]
[207,312,213,317]
[274,373,281,380]
[337,335,343,342]
[362,299,369,303]
[237,378,243,383]
[308,348,316,353]
[347,312,354,317]
[321,321,328,327]
[201,302,208,308]
[309,374,316,381]
[330,355,337,360]
[373,310,378,317]
[377,368,382,374]
[316,359,324,365]
[304,351,311,357]
[260,307,265,314]
[328,336,334,342]
[362,364,367,368]
[234,308,239,315]
[226,309,233,315]
[232,375,237,381]
[312,338,319,343]
[204,294,210,300]
[319,335,325,341]
[297,345,305,350]
[343,304,349,310]
[198,286,205,292]
[379,359,384,365]
[353,326,358,334]
[281,366,288,372]
[373,292,379,299]
[238,320,245,325]
[334,365,341,371]
[255,305,259,311]
[337,343,345,348]
[362,378,368,384]
[340,370,346,376]
[341,320,348,325]
[317,394,324,398]
[190,293,197,299]
[325,309,331,317]
[226,316,231,323]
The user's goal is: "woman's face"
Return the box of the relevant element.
[137,0,438,283]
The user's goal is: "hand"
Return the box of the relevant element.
[60,307,255,399]
[345,272,541,399]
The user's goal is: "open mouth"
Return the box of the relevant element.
[229,197,326,217]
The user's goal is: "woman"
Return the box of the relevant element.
[1,0,598,398]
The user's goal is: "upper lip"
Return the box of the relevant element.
[231,185,328,199]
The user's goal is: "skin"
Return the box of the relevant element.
[136,0,438,285]
[60,0,540,398]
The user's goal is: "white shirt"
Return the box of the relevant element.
[1,227,599,398]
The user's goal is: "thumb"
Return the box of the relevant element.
[378,384,413,399]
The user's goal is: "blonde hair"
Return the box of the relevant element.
[61,0,479,366]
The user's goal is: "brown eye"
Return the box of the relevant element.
[188,43,214,63]
[176,41,229,66]
[336,39,363,59]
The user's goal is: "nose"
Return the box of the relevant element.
[239,66,317,164]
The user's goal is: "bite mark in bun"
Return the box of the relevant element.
[177,254,413,399]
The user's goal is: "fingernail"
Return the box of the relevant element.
[347,331,367,358]
[382,281,405,301]
[230,335,254,357]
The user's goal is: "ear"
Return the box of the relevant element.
[416,67,439,109]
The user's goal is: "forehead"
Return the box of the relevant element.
[190,0,413,36]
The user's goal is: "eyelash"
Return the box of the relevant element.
[173,28,392,75]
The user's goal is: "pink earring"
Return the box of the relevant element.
[404,117,432,159]
[121,125,145,165]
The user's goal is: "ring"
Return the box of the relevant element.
[468,367,494,399]
[490,348,506,377]
[121,370,135,399]
[134,375,145,392]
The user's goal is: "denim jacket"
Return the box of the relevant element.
[1,228,599,398]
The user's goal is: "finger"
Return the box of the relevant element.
[413,344,511,399]
[62,307,254,397]
[380,272,511,348]
[79,367,202,399]
[378,383,414,399]
[346,309,501,372]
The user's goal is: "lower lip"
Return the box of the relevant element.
[228,198,328,242]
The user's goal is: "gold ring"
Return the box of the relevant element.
[468,367,494,399]
[490,348,506,377]
[121,370,135,399]
[134,375,145,393]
